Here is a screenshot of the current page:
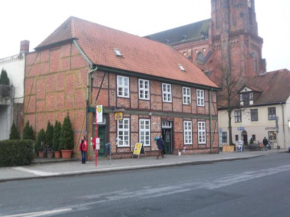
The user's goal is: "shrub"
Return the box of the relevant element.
[0,69,10,85]
[59,116,74,150]
[23,121,35,140]
[35,129,45,152]
[9,122,20,140]
[45,122,54,148]
[52,121,61,151]
[0,140,35,167]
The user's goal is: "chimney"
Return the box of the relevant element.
[20,40,30,53]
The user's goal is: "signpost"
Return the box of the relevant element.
[94,105,103,167]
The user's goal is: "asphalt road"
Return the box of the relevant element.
[1,153,290,217]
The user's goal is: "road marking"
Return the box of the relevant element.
[79,164,290,204]
[13,167,59,176]
[1,208,71,217]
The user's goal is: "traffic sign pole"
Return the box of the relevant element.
[95,106,98,167]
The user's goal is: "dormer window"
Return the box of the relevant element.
[114,48,122,57]
[240,92,253,106]
[179,64,186,72]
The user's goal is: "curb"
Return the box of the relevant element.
[0,155,263,183]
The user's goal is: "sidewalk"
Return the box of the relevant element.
[0,149,285,183]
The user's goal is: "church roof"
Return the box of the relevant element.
[145,19,211,45]
[35,17,218,89]
[218,69,290,109]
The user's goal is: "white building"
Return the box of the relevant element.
[218,69,290,149]
[0,41,29,140]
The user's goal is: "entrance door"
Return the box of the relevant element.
[162,129,172,154]
[98,127,106,156]
[242,130,248,145]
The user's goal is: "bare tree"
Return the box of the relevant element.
[218,71,245,145]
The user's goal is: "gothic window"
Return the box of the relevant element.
[196,52,204,61]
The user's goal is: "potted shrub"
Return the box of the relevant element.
[52,121,62,158]
[45,122,54,158]
[59,115,74,159]
[35,129,45,157]
[23,121,35,140]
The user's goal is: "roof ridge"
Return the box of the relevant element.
[146,18,211,36]
[70,17,76,38]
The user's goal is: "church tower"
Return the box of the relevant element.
[210,0,265,83]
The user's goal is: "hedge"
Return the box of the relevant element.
[0,140,35,167]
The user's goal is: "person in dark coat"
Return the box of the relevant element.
[263,137,269,151]
[157,135,165,159]
[78,135,88,164]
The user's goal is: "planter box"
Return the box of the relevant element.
[61,150,73,159]
[222,145,235,152]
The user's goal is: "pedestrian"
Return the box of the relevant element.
[263,137,269,151]
[157,135,165,159]
[79,135,88,164]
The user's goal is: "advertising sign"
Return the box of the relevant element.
[133,143,143,155]
[114,112,123,121]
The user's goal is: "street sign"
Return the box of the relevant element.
[96,137,100,150]
[237,127,245,131]
[96,105,103,123]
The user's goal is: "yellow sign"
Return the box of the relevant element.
[114,112,123,121]
[133,143,143,155]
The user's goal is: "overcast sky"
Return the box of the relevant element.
[1,0,289,72]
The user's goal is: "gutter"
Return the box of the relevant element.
[209,88,213,153]
[97,65,220,91]
[218,101,286,110]
[86,67,98,134]
[281,102,286,148]
[72,39,95,135]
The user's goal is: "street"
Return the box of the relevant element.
[1,153,290,217]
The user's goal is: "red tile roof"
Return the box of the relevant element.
[218,69,290,108]
[36,17,218,88]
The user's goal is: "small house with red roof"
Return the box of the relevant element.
[218,69,290,149]
[24,17,219,158]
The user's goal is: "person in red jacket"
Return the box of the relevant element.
[79,135,88,164]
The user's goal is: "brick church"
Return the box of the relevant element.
[147,0,266,86]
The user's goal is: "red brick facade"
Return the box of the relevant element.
[90,70,219,157]
[24,43,89,154]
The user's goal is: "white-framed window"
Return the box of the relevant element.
[197,89,205,106]
[117,76,130,98]
[184,121,192,145]
[182,87,191,104]
[138,79,150,100]
[222,132,227,143]
[198,121,206,144]
[139,119,150,146]
[234,110,242,123]
[162,121,172,129]
[117,118,130,147]
[162,83,172,102]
